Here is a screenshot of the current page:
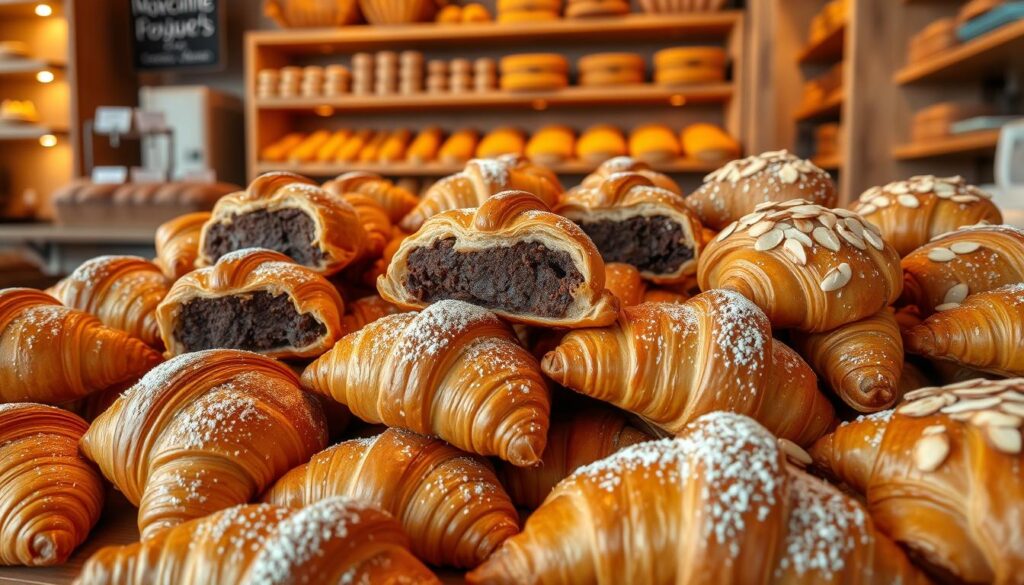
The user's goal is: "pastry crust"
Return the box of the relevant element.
[322,170,420,224]
[573,155,682,195]
[602,263,647,307]
[155,212,209,281]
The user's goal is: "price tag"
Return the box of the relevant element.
[94,107,134,135]
[91,166,128,184]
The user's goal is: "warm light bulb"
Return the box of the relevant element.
[36,70,54,84]
[39,134,57,148]
[34,3,52,16]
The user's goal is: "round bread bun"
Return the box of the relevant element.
[500,71,569,91]
[654,67,726,85]
[579,70,645,86]
[498,0,562,12]
[499,53,569,74]
[654,46,727,70]
[565,0,630,17]
[578,52,646,73]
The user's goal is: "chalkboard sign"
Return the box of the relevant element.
[131,0,223,71]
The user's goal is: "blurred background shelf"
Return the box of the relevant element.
[894,18,1024,84]
[892,129,1003,160]
[256,158,722,178]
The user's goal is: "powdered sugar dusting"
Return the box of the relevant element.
[705,290,768,369]
[395,300,498,361]
[471,158,510,186]
[191,504,290,565]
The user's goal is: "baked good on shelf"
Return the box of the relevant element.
[541,290,833,444]
[681,122,741,162]
[199,172,367,276]
[377,128,412,163]
[853,175,1003,257]
[462,2,491,21]
[357,130,388,162]
[49,255,170,348]
[574,155,682,194]
[341,192,392,258]
[904,283,1024,377]
[287,129,332,163]
[810,378,1024,583]
[0,403,104,566]
[698,200,902,332]
[0,288,161,404]
[901,223,1024,316]
[498,0,561,21]
[476,126,527,158]
[438,127,479,165]
[357,0,441,24]
[313,130,351,162]
[687,150,837,230]
[259,132,304,162]
[526,124,575,165]
[405,126,444,164]
[556,172,703,283]
[565,0,630,18]
[628,123,682,163]
[335,128,374,162]
[639,0,727,13]
[76,498,439,585]
[575,124,628,164]
[653,46,727,85]
[322,171,420,224]
[302,299,551,465]
[383,191,618,328]
[577,52,645,86]
[0,99,38,124]
[499,53,569,91]
[264,428,518,568]
[80,349,327,540]
[436,3,462,21]
[602,262,647,307]
[468,412,928,584]
[264,0,361,27]
[155,212,209,281]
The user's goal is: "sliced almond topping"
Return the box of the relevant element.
[874,196,891,208]
[898,394,946,417]
[934,182,956,196]
[716,221,738,242]
[890,183,910,195]
[820,262,852,292]
[812,227,841,251]
[778,438,812,467]
[784,229,813,247]
[778,164,800,184]
[754,200,777,211]
[941,396,1002,414]
[944,283,969,305]
[913,433,950,472]
[862,229,885,251]
[904,387,941,401]
[897,194,921,208]
[1001,402,1024,417]
[987,426,1022,455]
[950,241,981,254]
[927,247,956,262]
[740,211,768,227]
[780,199,808,208]
[740,157,767,178]
[923,424,947,436]
[754,229,785,252]
[914,179,935,193]
[789,204,821,215]
[839,229,867,250]
[972,410,1022,428]
[748,220,776,238]
[935,302,961,312]
[953,386,1002,397]
[783,238,808,265]
[794,219,815,233]
[844,217,866,237]
[859,204,878,215]
[952,195,979,204]
[1001,391,1024,403]
[818,213,837,228]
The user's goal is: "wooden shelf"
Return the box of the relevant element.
[0,0,62,17]
[794,91,844,122]
[256,158,724,178]
[892,129,1002,160]
[798,24,846,64]
[0,124,67,140]
[0,223,156,245]
[0,57,65,77]
[895,19,1024,84]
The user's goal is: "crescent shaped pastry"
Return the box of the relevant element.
[154,212,209,281]
[572,155,681,195]
[322,171,420,224]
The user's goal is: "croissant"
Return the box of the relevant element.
[263,428,519,568]
[603,263,647,307]
[468,411,930,585]
[154,212,209,281]
[556,172,704,283]
[49,255,170,347]
[198,172,366,275]
[698,199,903,332]
[541,289,835,446]
[900,223,1024,315]
[406,126,444,164]
[0,403,104,566]
[642,287,689,304]
[340,294,405,335]
[495,405,652,509]
[905,283,1024,377]
[380,191,618,328]
[810,378,1024,583]
[302,299,550,466]
[0,288,162,404]
[157,248,344,359]
[854,175,1003,257]
[79,349,327,540]
[791,308,905,412]
[322,171,420,223]
[341,192,392,259]
[572,155,681,195]
[75,498,440,585]
[399,155,563,232]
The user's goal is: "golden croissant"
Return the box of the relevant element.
[468,412,929,585]
[302,299,551,466]
[810,378,1024,583]
[263,427,519,568]
[572,155,681,195]
[154,212,209,281]
[0,288,162,404]
[603,262,647,308]
[74,497,440,585]
[80,349,328,540]
[698,199,902,332]
[341,191,392,260]
[339,294,405,335]
[49,255,170,347]
[323,170,420,223]
[541,289,835,446]
[0,403,104,566]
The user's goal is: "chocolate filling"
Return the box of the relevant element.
[578,215,693,275]
[405,238,584,318]
[203,208,325,266]
[174,291,326,352]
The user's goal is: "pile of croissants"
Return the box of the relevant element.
[1,150,1022,585]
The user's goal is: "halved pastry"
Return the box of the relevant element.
[573,155,681,195]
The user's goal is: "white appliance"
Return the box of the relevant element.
[993,119,1024,227]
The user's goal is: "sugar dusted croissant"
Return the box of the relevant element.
[468,412,929,585]
[905,283,1024,376]
[80,349,327,540]
[157,248,344,359]
[573,155,681,195]
[791,309,905,412]
[810,378,1024,583]
[854,175,1003,257]
[542,289,834,445]
[901,223,1024,315]
[322,171,420,223]
[687,150,837,230]
[302,300,550,466]
[75,498,440,585]
[264,428,518,568]
[0,403,104,566]
[698,200,902,332]
[154,212,209,281]
[0,288,162,404]
[380,191,618,328]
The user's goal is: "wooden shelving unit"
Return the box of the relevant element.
[892,129,1003,160]
[793,90,844,122]
[894,19,1024,84]
[797,23,845,64]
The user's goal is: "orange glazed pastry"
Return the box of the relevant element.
[628,124,682,163]
[322,171,420,224]
[526,125,576,165]
[476,126,527,158]
[681,122,741,162]
[576,124,628,165]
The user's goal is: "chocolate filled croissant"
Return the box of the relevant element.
[199,172,366,275]
[154,212,209,281]
[80,349,327,540]
[75,498,440,585]
[854,175,1003,257]
[468,412,929,585]
[572,155,681,195]
[0,403,104,566]
[687,150,837,230]
[698,200,902,332]
[541,289,834,446]
[556,172,704,283]
[302,300,550,466]
[263,428,519,568]
[0,288,162,404]
[322,171,420,224]
[905,283,1024,377]
[380,190,618,328]
[157,248,344,359]
[900,223,1024,315]
[49,255,170,347]
[810,378,1024,583]
[791,308,905,412]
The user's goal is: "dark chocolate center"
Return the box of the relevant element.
[202,208,325,266]
[174,291,326,353]
[578,215,693,275]
[405,238,584,318]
